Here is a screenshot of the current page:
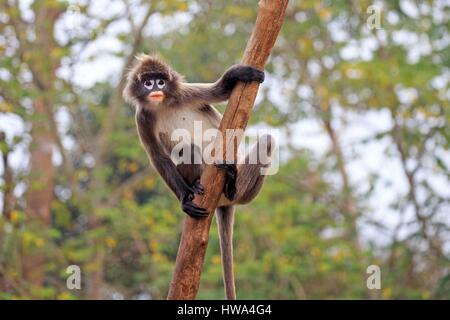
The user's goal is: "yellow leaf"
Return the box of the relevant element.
[124,190,133,200]
[311,247,321,258]
[144,177,155,189]
[333,250,345,262]
[177,2,188,11]
[212,255,221,265]
[382,287,392,299]
[35,238,45,248]
[318,8,331,21]
[10,210,20,223]
[57,292,75,300]
[145,217,155,228]
[153,253,166,263]
[0,102,13,112]
[149,239,158,251]
[105,237,117,248]
[127,161,139,173]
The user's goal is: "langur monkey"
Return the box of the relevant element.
[123,54,274,300]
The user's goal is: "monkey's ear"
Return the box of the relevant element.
[122,82,133,104]
[123,69,138,104]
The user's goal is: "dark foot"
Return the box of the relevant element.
[190,178,204,195]
[215,161,237,200]
[181,193,208,218]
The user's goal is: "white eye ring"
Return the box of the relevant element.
[156,79,165,89]
[144,79,154,90]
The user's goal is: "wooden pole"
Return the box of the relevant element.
[167,0,289,300]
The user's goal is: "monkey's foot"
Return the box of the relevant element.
[190,178,204,195]
[214,161,237,201]
[181,193,208,218]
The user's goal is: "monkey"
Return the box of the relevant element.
[123,54,274,300]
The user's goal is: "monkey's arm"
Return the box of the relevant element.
[148,146,208,218]
[180,65,264,105]
[136,111,208,217]
[150,151,189,198]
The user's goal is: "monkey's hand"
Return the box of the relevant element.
[215,161,237,201]
[181,186,208,218]
[222,65,265,91]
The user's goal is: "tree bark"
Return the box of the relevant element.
[167,0,289,300]
[321,106,358,244]
[0,132,13,220]
[22,2,64,290]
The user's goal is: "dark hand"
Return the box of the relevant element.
[222,65,265,91]
[215,161,237,201]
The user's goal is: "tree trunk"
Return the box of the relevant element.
[0,132,13,219]
[23,97,55,286]
[21,3,64,291]
[167,0,289,300]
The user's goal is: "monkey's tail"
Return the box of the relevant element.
[216,205,236,300]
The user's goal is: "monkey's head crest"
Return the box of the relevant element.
[123,54,182,106]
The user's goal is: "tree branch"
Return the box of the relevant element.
[167,0,289,300]
[0,132,13,219]
[390,110,444,258]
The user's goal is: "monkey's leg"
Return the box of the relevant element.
[216,205,236,300]
[218,134,274,206]
[177,165,207,218]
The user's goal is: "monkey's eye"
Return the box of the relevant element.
[156,79,165,89]
[143,79,154,90]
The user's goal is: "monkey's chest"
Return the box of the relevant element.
[156,107,218,154]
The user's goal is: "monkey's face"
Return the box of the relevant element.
[140,73,168,104]
[124,55,179,107]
